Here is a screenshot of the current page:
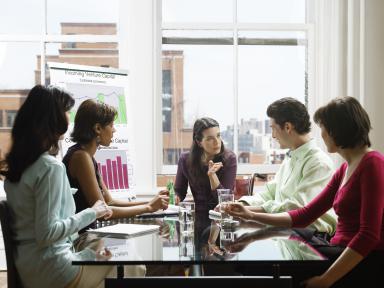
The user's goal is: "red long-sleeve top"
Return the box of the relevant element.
[289,151,384,257]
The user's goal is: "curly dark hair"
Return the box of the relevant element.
[267,97,311,135]
[314,96,371,148]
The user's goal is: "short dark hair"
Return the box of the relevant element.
[314,96,371,148]
[267,97,311,134]
[71,99,117,145]
[0,85,74,182]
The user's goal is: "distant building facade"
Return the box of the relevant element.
[0,23,192,165]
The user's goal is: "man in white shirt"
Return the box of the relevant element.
[239,98,336,235]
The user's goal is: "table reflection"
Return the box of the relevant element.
[203,221,326,262]
[74,211,326,265]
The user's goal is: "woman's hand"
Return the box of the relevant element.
[224,202,253,220]
[92,239,112,261]
[148,193,169,212]
[301,275,332,288]
[159,189,180,204]
[174,194,180,205]
[92,200,113,219]
[207,160,223,176]
[158,189,169,196]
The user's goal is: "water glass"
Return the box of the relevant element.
[179,233,195,259]
[179,202,195,222]
[219,229,238,260]
[217,189,234,222]
[178,202,195,236]
[179,221,194,237]
[220,229,235,250]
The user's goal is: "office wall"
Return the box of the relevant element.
[363,0,384,153]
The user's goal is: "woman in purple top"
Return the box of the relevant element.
[174,117,237,215]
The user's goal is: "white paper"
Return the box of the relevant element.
[87,223,159,237]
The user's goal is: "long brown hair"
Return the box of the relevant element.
[0,85,74,182]
[187,117,226,182]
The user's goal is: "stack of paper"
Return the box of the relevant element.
[87,223,160,238]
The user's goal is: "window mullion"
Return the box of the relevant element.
[233,0,239,158]
[41,0,47,85]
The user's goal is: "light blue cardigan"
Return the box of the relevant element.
[6,152,96,288]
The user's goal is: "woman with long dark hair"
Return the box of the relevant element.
[225,97,384,288]
[0,85,114,288]
[174,117,237,215]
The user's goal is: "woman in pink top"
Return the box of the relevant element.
[226,97,384,288]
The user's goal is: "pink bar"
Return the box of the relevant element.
[106,159,114,189]
[122,164,129,189]
[116,156,124,189]
[101,165,108,188]
[111,161,119,189]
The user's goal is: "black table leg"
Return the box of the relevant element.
[117,265,124,278]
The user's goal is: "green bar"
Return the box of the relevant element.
[97,93,105,103]
[69,110,76,123]
[118,95,127,124]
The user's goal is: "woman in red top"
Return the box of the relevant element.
[226,97,384,288]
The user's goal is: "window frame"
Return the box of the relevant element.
[0,0,118,86]
[157,1,314,175]
[0,0,354,194]
[0,0,119,196]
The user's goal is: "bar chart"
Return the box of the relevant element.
[95,150,131,191]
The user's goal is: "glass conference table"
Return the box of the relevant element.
[73,211,330,287]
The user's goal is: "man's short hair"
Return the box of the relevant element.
[267,97,311,134]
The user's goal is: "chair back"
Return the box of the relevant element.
[234,174,256,200]
[248,173,256,195]
[0,200,23,288]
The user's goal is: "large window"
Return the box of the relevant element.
[160,0,311,173]
[0,0,119,160]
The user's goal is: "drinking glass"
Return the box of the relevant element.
[178,202,195,236]
[217,189,234,222]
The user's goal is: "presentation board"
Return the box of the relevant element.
[49,62,135,199]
